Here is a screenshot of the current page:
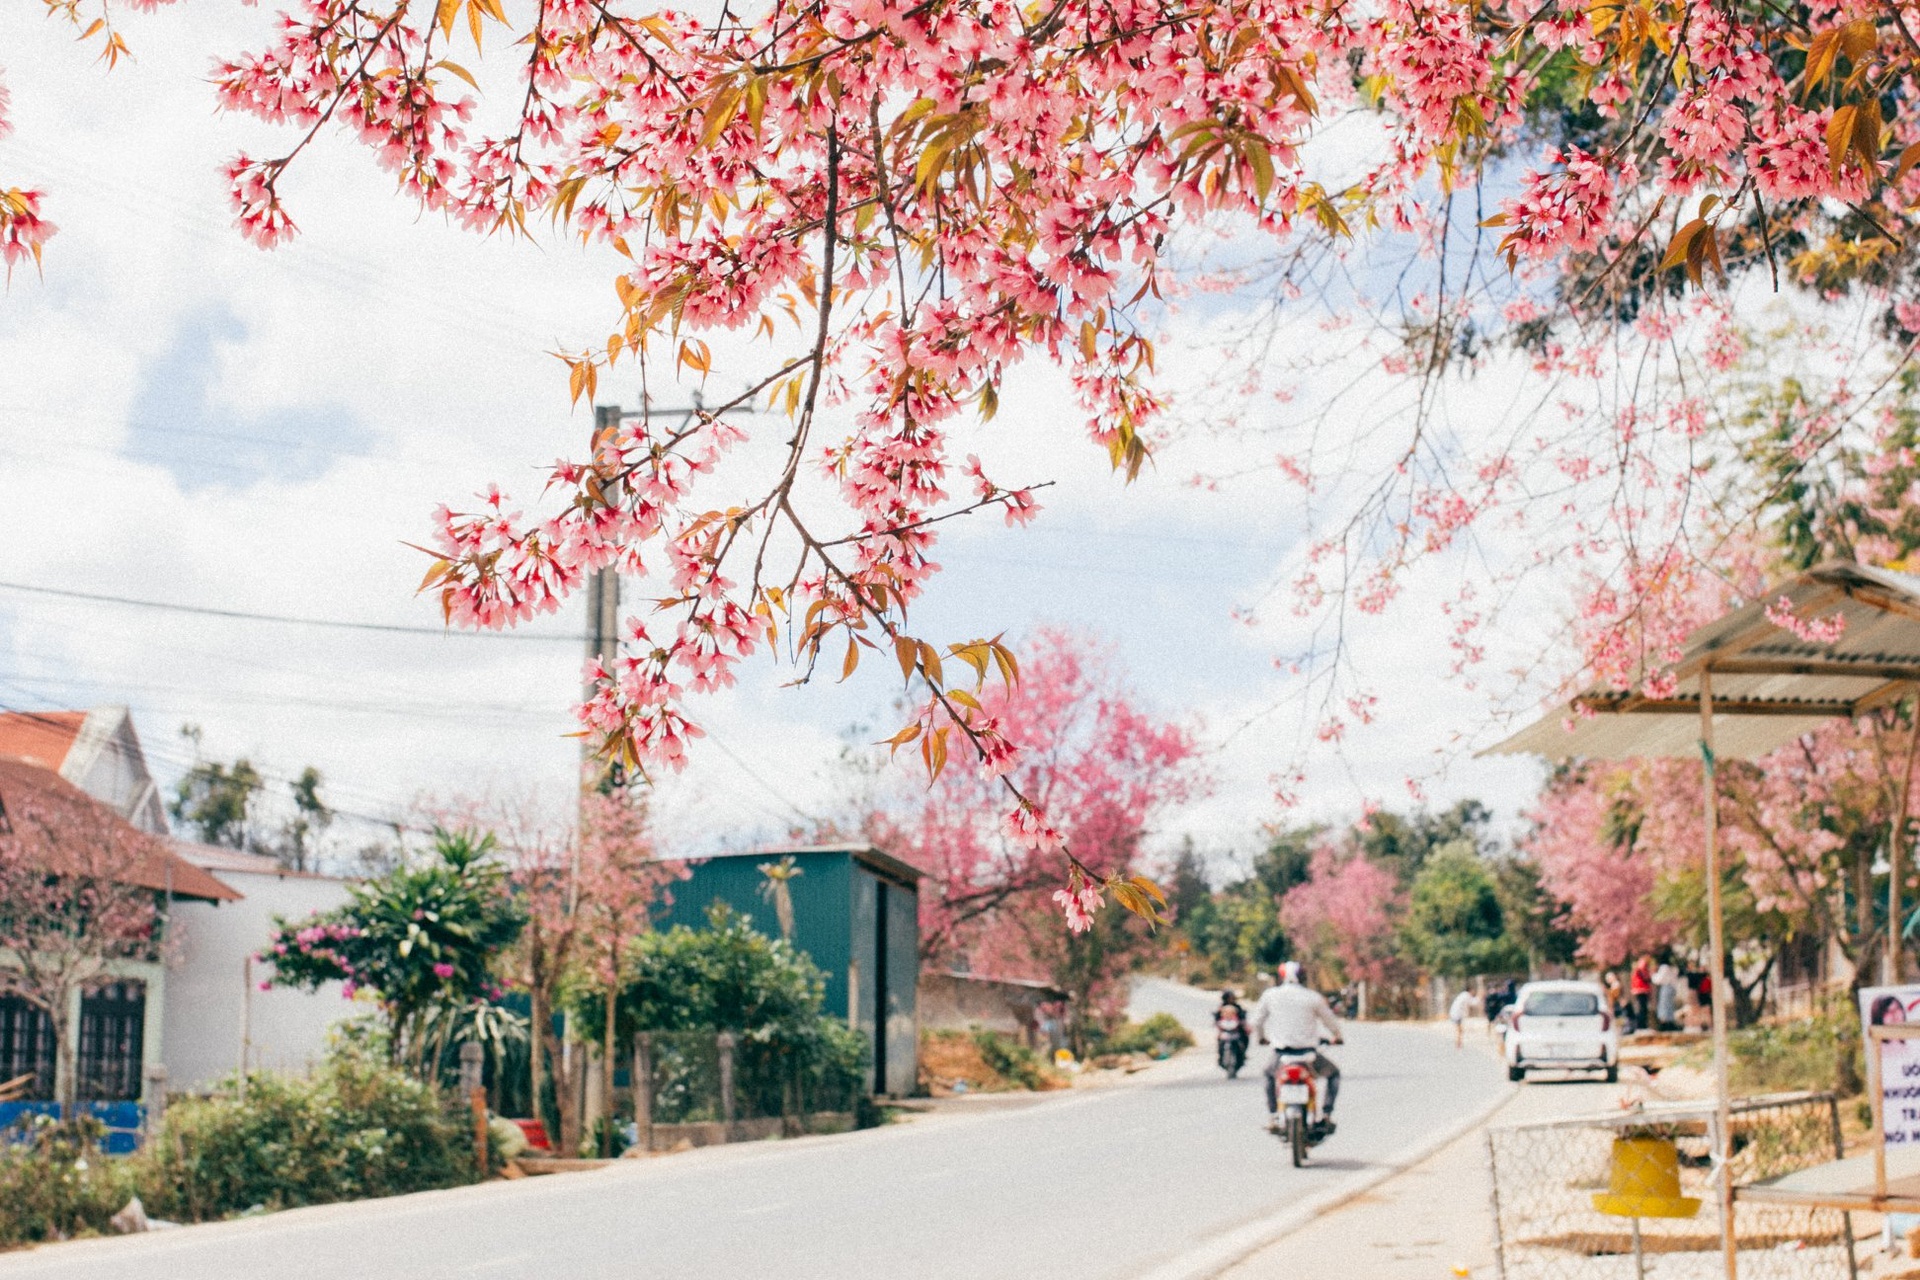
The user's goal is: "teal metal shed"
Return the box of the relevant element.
[655,844,921,1097]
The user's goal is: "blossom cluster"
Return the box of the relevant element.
[27,0,1920,932]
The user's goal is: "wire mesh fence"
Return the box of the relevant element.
[642,1031,725,1125]
[632,1029,864,1147]
[1487,1092,1856,1280]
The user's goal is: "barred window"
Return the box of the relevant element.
[0,995,54,1099]
[76,982,145,1102]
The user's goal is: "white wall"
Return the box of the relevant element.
[161,871,356,1091]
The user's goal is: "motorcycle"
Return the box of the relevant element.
[1216,1013,1248,1077]
[1272,1043,1334,1168]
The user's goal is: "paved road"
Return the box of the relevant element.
[1,983,1506,1280]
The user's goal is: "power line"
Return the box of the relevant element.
[0,670,566,725]
[700,728,820,824]
[0,696,423,837]
[0,580,581,641]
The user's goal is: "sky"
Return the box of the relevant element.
[0,3,1564,878]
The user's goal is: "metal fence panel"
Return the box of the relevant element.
[637,1030,861,1127]
[1487,1093,1855,1280]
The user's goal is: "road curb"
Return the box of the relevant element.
[1131,1071,1519,1280]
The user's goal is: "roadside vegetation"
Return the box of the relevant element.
[0,1031,479,1250]
[920,1013,1196,1095]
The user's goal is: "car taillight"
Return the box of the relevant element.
[1283,1064,1308,1083]
[1511,1015,1522,1033]
[1599,1012,1611,1032]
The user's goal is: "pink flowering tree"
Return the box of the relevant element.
[875,628,1203,952]
[1522,766,1681,969]
[1277,844,1401,989]
[448,786,680,1153]
[24,0,1920,925]
[869,628,1201,1039]
[1523,711,1920,1023]
[0,767,162,1112]
[574,788,682,1155]
[260,827,526,1074]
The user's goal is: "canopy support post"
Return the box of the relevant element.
[1889,691,1918,985]
[1702,669,1738,1280]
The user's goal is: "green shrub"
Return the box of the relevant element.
[1097,1012,1196,1057]
[0,1117,136,1248]
[139,1037,475,1221]
[1679,1005,1858,1096]
[971,1030,1052,1089]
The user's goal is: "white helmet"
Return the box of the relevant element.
[1279,961,1303,984]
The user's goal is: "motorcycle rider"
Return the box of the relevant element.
[1249,960,1344,1135]
[1215,989,1249,1070]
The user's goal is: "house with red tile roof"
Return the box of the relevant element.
[0,759,236,1113]
[0,706,169,835]
[0,708,357,1102]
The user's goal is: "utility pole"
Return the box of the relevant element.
[583,403,625,795]
[580,393,731,795]
[579,391,742,802]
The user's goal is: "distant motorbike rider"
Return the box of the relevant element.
[1215,990,1249,1071]
[1249,961,1344,1134]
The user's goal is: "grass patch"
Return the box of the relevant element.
[919,1029,1067,1094]
[1094,1012,1196,1058]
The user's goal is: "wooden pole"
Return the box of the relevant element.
[632,1031,653,1155]
[238,955,252,1103]
[1701,670,1738,1280]
[718,1030,736,1140]
[1871,1026,1889,1201]
[603,973,618,1158]
[1889,693,1919,984]
[458,1041,487,1180]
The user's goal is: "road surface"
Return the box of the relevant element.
[0,982,1506,1280]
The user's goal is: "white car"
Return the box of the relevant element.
[1503,980,1618,1082]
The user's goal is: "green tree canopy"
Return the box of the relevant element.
[579,903,829,1041]
[1401,843,1524,978]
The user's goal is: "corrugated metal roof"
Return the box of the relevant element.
[173,841,347,881]
[1488,561,1920,761]
[676,842,924,886]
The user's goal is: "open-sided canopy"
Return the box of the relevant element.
[1487,561,1920,761]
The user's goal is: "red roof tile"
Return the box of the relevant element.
[0,711,85,772]
[0,760,239,903]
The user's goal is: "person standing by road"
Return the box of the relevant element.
[1629,956,1654,1032]
[1448,988,1477,1048]
[1653,958,1679,1031]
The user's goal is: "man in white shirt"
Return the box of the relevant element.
[1248,961,1344,1132]
[1449,988,1478,1047]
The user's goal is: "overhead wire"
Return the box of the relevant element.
[0,580,581,641]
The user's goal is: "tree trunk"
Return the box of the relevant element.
[546,1024,581,1156]
[602,974,617,1157]
[529,986,551,1137]
[54,1026,77,1117]
[1727,950,1774,1028]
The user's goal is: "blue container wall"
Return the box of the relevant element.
[883,879,919,1097]
[655,850,918,1095]
[849,867,878,1086]
[656,853,856,1019]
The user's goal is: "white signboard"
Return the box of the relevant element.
[1861,984,1920,1146]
